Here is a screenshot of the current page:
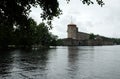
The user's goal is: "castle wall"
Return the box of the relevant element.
[62,38,80,46]
[61,38,114,46]
[77,32,89,40]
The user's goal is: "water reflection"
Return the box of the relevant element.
[68,46,79,64]
[67,46,95,79]
[67,46,80,79]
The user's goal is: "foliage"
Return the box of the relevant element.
[66,0,104,6]
[0,0,61,26]
[0,20,14,48]
[55,39,64,46]
[13,18,37,47]
[82,0,104,6]
[35,22,51,46]
[111,38,120,45]
[89,33,95,40]
[0,18,58,49]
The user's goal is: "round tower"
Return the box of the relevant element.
[67,23,78,39]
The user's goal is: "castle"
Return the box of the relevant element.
[61,23,114,46]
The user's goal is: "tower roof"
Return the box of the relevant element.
[68,23,76,26]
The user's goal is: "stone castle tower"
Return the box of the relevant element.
[67,23,78,39]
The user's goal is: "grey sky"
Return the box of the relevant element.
[30,0,120,38]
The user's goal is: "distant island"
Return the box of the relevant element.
[60,23,120,46]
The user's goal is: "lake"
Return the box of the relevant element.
[0,45,120,79]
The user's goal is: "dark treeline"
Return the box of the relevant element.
[89,33,120,45]
[0,18,60,49]
[102,37,120,45]
[98,36,120,45]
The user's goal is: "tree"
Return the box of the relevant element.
[14,18,37,48]
[0,19,14,48]
[80,0,104,6]
[0,16,60,49]
[0,0,61,27]
[89,33,95,40]
[35,22,52,46]
[49,34,58,46]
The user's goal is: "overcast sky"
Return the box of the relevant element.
[30,0,120,38]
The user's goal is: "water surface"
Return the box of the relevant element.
[0,46,120,79]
